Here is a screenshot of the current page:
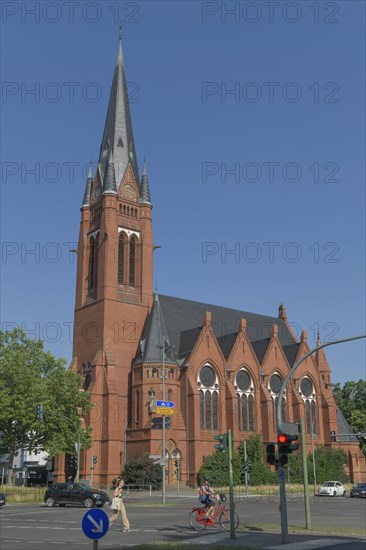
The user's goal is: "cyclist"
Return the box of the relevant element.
[199,476,219,518]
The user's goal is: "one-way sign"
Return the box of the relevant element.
[156,400,175,408]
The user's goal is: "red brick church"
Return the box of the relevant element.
[55,36,365,484]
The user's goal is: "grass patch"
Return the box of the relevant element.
[241,523,365,536]
[130,544,256,550]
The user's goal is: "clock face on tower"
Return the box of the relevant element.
[122,184,135,199]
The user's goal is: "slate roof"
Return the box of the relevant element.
[337,408,360,443]
[137,294,297,366]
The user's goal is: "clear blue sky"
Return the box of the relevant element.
[1,1,365,385]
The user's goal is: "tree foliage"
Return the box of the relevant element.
[333,380,366,454]
[0,329,92,461]
[121,454,162,488]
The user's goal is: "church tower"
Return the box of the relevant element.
[68,34,154,483]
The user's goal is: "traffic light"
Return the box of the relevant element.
[286,433,299,453]
[214,433,228,452]
[330,430,337,442]
[266,443,277,466]
[277,434,289,466]
[92,455,97,465]
[70,455,78,469]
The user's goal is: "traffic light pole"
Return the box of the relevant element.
[275,334,365,545]
[278,465,288,544]
[227,430,236,540]
[299,419,311,529]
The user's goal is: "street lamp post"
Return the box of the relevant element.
[276,334,366,545]
[158,337,171,504]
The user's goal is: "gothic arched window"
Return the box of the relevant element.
[129,237,136,287]
[198,365,219,431]
[88,236,95,290]
[118,233,125,285]
[236,369,255,432]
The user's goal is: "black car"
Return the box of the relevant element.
[44,483,109,508]
[350,483,366,498]
[0,492,6,507]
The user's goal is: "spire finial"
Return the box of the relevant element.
[119,26,122,40]
[117,27,123,65]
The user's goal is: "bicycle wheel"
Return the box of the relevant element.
[189,510,207,531]
[219,510,239,531]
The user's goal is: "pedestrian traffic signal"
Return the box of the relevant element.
[266,443,277,466]
[330,430,337,442]
[70,455,78,469]
[214,433,228,452]
[92,455,97,465]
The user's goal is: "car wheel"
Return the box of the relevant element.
[342,491,346,497]
[45,497,56,507]
[84,497,94,508]
[333,491,337,497]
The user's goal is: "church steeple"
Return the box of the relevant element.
[98,32,139,192]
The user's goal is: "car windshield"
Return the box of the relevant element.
[323,482,335,487]
[356,484,366,488]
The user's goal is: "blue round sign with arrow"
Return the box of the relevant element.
[82,508,109,540]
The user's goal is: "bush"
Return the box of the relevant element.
[121,454,162,489]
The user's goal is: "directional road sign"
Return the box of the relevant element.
[82,508,109,540]
[156,406,174,415]
[156,400,175,408]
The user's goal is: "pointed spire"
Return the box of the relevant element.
[104,149,117,194]
[98,33,139,189]
[140,157,151,204]
[139,294,176,364]
[82,162,94,207]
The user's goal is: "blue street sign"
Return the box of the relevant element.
[156,400,175,408]
[82,508,109,540]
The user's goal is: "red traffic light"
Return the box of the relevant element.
[278,434,287,444]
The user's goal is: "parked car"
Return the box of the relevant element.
[350,483,366,498]
[44,483,109,508]
[319,481,346,497]
[0,492,6,507]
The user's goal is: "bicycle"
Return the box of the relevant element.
[189,494,239,531]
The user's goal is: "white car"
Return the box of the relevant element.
[319,481,346,497]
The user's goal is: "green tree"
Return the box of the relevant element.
[0,329,92,480]
[122,454,162,488]
[333,380,366,455]
[308,446,348,484]
[238,434,276,485]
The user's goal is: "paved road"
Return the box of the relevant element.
[0,494,365,549]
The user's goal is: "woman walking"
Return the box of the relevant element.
[110,478,131,532]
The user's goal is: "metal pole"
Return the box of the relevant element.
[300,419,311,529]
[76,429,81,483]
[244,440,248,497]
[311,409,317,497]
[279,465,289,544]
[227,430,236,539]
[162,340,166,504]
